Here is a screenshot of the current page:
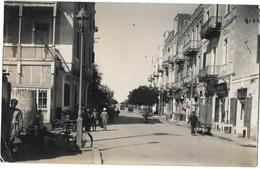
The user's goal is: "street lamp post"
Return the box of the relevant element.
[76,8,88,148]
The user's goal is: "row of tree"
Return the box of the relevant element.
[127,85,158,106]
[87,65,118,112]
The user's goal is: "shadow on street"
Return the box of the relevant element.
[99,141,160,151]
[110,114,162,125]
[94,132,181,142]
[12,134,82,162]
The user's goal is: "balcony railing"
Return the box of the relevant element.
[175,80,183,89]
[174,52,185,65]
[198,65,219,80]
[167,55,174,65]
[201,16,222,39]
[153,72,159,78]
[3,45,52,60]
[162,60,169,69]
[166,82,171,89]
[148,75,154,82]
[183,40,200,56]
[158,65,163,73]
[183,75,194,85]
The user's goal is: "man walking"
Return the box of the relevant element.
[188,111,198,135]
[100,108,109,131]
[91,108,98,131]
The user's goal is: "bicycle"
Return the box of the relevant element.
[56,120,93,149]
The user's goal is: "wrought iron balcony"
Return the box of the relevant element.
[174,52,185,65]
[167,56,174,65]
[183,74,195,86]
[148,75,154,82]
[198,65,219,81]
[153,72,159,78]
[158,65,163,73]
[162,60,169,69]
[201,16,222,39]
[165,82,170,89]
[172,80,183,91]
[183,40,200,57]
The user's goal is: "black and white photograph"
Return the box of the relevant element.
[0,0,259,167]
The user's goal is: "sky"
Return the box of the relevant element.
[94,2,198,102]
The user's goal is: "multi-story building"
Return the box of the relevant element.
[3,1,96,124]
[149,4,259,140]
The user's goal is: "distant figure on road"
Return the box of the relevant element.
[91,108,99,131]
[100,108,109,131]
[188,111,198,135]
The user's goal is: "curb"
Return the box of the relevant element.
[213,134,257,148]
[92,147,103,164]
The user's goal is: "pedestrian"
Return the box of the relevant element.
[34,108,44,132]
[9,99,23,153]
[188,111,198,135]
[91,108,99,131]
[81,106,87,131]
[100,108,109,131]
[86,108,92,132]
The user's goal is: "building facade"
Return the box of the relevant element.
[148,4,259,140]
[3,1,96,124]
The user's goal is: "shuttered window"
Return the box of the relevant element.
[230,98,237,125]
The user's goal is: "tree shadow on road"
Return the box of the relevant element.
[99,141,160,151]
[94,132,181,142]
[110,115,162,125]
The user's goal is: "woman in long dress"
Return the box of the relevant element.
[100,108,109,131]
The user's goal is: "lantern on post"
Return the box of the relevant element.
[76,7,88,148]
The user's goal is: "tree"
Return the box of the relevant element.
[87,65,118,112]
[127,85,158,106]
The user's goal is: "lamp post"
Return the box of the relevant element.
[76,8,88,148]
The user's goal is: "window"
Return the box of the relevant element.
[224,38,228,64]
[38,90,47,109]
[195,25,199,40]
[206,11,209,21]
[226,5,231,14]
[92,52,95,64]
[240,102,245,120]
[64,83,70,107]
[203,53,207,69]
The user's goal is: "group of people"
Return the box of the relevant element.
[82,107,110,131]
